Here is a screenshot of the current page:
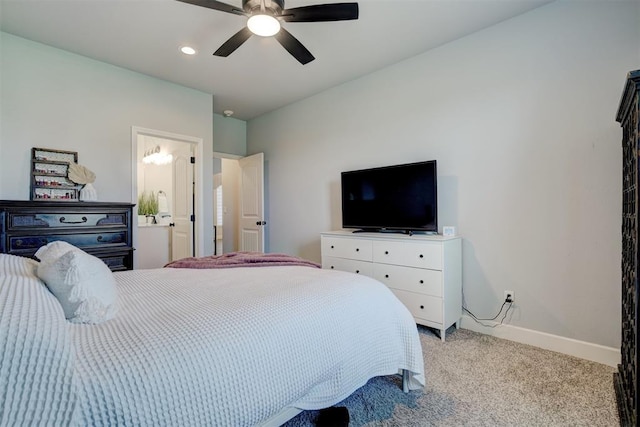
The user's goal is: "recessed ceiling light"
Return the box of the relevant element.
[180,46,197,55]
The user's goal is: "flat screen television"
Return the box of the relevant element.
[341,160,437,234]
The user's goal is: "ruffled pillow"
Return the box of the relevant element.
[36,242,118,324]
[35,240,80,262]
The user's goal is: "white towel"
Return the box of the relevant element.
[157,191,169,213]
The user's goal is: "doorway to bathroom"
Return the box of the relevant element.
[132,126,203,269]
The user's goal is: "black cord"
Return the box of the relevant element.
[465,300,509,321]
[463,300,513,328]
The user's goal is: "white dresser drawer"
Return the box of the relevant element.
[372,264,442,297]
[322,256,373,276]
[373,240,442,270]
[391,289,443,325]
[322,236,372,261]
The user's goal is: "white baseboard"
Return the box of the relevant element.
[459,314,620,368]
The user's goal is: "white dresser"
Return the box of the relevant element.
[321,230,462,341]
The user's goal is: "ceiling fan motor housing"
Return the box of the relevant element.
[243,0,284,15]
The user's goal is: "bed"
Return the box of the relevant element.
[0,247,425,426]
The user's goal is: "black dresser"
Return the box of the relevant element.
[0,200,134,271]
[615,69,640,427]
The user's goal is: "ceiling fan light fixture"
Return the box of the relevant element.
[247,14,281,37]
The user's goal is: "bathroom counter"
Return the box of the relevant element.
[137,225,171,269]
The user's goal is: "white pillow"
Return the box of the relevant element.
[37,245,118,324]
[35,240,81,262]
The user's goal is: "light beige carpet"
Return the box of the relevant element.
[285,326,619,426]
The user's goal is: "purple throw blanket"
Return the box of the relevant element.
[165,251,321,269]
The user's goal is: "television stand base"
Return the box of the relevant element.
[351,229,437,236]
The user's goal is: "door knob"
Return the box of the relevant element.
[255,221,267,226]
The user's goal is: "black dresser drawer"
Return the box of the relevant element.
[7,212,127,230]
[89,248,134,272]
[9,231,128,251]
[0,200,134,272]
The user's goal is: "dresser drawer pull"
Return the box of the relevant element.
[355,270,360,274]
[419,254,424,258]
[356,248,359,252]
[331,245,334,249]
[419,280,424,284]
[14,237,48,249]
[59,216,87,224]
[385,274,389,278]
[385,251,389,255]
[330,266,334,269]
[420,305,424,309]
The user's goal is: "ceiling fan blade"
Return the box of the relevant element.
[274,28,315,65]
[281,3,359,22]
[176,0,246,16]
[214,27,253,57]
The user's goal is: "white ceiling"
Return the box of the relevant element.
[0,0,552,120]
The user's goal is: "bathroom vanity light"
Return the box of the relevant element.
[142,146,173,165]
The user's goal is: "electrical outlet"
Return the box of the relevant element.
[504,290,514,303]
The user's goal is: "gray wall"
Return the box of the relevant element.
[213,113,247,157]
[0,32,215,255]
[247,0,640,349]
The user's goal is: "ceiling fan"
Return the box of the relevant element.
[177,0,359,65]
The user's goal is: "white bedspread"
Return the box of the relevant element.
[71,266,424,426]
[0,254,78,426]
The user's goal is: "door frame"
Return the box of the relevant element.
[131,126,204,268]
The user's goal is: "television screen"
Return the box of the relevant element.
[341,160,437,233]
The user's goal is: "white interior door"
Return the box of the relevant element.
[238,153,265,253]
[172,145,194,260]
